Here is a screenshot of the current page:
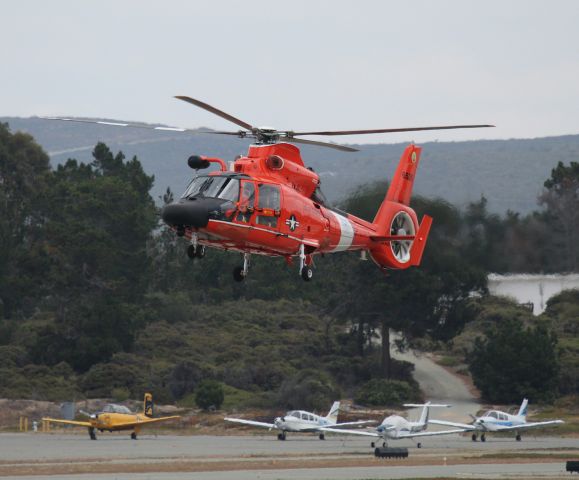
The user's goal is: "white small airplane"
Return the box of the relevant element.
[429,398,564,442]
[319,402,467,448]
[224,401,373,440]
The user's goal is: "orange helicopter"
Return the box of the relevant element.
[47,97,493,281]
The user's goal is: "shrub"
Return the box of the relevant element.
[355,379,421,406]
[195,380,224,410]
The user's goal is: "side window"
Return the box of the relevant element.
[256,184,281,228]
[237,181,255,223]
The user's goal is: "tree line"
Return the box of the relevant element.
[0,122,577,408]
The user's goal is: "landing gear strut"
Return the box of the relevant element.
[233,253,250,282]
[187,234,206,259]
[481,434,486,442]
[471,433,477,442]
[298,244,313,281]
[89,427,97,440]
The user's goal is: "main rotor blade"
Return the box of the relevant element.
[41,117,209,134]
[281,136,358,152]
[174,96,254,131]
[289,124,495,136]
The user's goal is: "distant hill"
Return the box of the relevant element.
[3,116,579,213]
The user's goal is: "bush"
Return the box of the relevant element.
[195,380,224,410]
[277,369,340,412]
[355,379,421,406]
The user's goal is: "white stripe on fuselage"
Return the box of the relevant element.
[329,211,354,252]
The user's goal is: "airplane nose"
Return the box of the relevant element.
[161,198,227,229]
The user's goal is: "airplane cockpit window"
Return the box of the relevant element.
[102,404,132,414]
[301,412,309,420]
[287,411,298,418]
[498,413,507,421]
[182,176,240,201]
[488,411,498,419]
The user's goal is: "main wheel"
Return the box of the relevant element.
[131,432,137,440]
[371,441,375,448]
[89,428,97,440]
[195,245,206,258]
[516,434,521,441]
[481,434,486,442]
[233,266,245,282]
[319,433,325,440]
[471,433,477,442]
[417,442,422,448]
[301,266,313,281]
[187,245,196,259]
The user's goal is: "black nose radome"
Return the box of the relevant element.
[161,197,227,229]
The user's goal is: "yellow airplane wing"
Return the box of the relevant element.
[111,415,181,429]
[42,417,92,427]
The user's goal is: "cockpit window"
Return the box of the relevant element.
[183,176,240,201]
[102,404,132,414]
[488,411,498,419]
[312,185,329,206]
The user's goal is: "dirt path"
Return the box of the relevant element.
[391,332,480,422]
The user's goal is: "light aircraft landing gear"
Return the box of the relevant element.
[371,441,375,448]
[233,253,250,282]
[131,432,137,440]
[471,433,478,442]
[417,442,422,448]
[187,233,206,259]
[298,244,313,281]
[277,431,286,441]
[89,427,96,440]
[319,433,325,440]
[481,434,486,442]
[516,434,521,441]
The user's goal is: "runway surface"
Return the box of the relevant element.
[1,433,577,479]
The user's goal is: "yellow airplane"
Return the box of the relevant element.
[42,393,180,440]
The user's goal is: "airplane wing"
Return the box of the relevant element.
[42,418,92,427]
[396,428,470,439]
[486,420,564,432]
[318,427,382,437]
[332,420,376,427]
[109,415,181,430]
[224,417,276,429]
[428,419,475,430]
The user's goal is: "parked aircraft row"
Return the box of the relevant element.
[225,399,564,448]
[42,396,563,445]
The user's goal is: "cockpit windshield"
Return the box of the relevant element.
[102,404,132,414]
[183,176,240,201]
[312,185,329,206]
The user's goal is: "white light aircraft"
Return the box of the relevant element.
[429,398,564,442]
[224,401,373,440]
[320,402,467,448]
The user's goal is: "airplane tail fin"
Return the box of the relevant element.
[325,401,340,423]
[368,145,432,269]
[144,393,154,418]
[404,403,450,426]
[517,398,528,419]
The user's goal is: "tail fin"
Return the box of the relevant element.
[404,403,450,426]
[325,401,340,423]
[144,393,154,418]
[517,398,528,419]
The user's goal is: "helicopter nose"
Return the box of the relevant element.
[161,197,225,229]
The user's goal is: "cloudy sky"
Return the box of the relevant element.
[1,0,578,144]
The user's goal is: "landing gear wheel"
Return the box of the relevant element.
[371,442,375,448]
[233,266,246,282]
[89,428,96,440]
[131,432,137,440]
[195,245,206,258]
[481,434,486,442]
[319,433,325,440]
[417,442,422,448]
[471,433,477,442]
[277,432,286,441]
[382,442,387,447]
[301,266,313,281]
[187,245,196,259]
[516,434,521,441]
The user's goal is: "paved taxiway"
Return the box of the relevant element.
[0,433,577,479]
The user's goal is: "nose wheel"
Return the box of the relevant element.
[187,244,206,259]
[298,244,313,281]
[318,433,325,440]
[277,432,286,441]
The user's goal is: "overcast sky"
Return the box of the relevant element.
[1,0,578,145]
